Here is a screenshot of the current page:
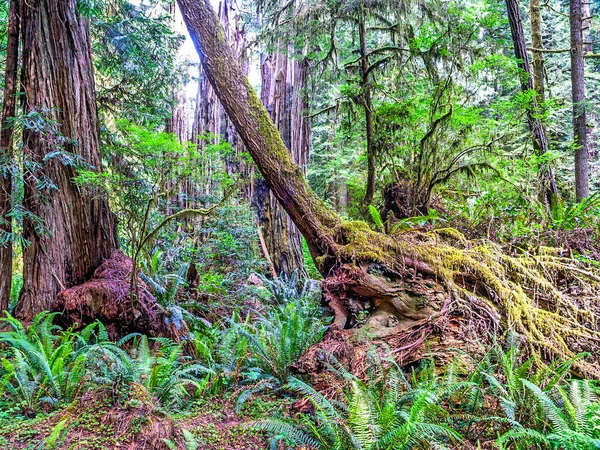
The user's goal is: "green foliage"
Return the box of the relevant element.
[90,0,185,125]
[42,419,68,449]
[550,192,600,230]
[368,205,384,231]
[247,352,463,449]
[163,429,199,450]
[234,291,327,387]
[497,380,600,449]
[192,203,267,297]
[0,312,205,413]
[104,334,205,408]
[0,312,95,410]
[470,335,586,427]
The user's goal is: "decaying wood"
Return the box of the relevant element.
[56,251,186,340]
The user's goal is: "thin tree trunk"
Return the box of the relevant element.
[582,0,595,169]
[0,0,20,312]
[530,0,545,102]
[16,0,118,319]
[359,8,376,208]
[570,0,589,200]
[506,0,557,207]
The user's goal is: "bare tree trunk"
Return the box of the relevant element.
[16,0,118,319]
[0,0,20,312]
[570,0,589,200]
[506,0,557,206]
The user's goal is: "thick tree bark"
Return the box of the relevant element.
[570,0,589,201]
[505,0,557,206]
[255,49,308,277]
[0,0,20,312]
[16,0,118,319]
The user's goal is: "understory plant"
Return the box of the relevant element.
[247,351,465,449]
[232,272,327,409]
[0,312,105,411]
[497,380,600,450]
[0,312,205,413]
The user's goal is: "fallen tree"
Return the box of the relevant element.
[176,0,600,376]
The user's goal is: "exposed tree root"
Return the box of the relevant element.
[55,251,187,340]
[314,222,600,377]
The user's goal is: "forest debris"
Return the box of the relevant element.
[55,250,187,340]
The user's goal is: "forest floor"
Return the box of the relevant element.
[0,391,274,449]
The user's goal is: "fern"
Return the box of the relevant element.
[247,351,462,449]
[497,379,600,450]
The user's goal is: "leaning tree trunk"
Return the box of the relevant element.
[0,0,20,312]
[177,0,600,376]
[15,0,119,319]
[506,0,557,207]
[570,0,589,201]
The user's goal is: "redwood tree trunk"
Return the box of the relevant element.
[16,0,118,319]
[505,0,557,206]
[0,0,20,312]
[570,0,589,201]
[255,49,309,277]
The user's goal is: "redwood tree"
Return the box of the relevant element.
[256,48,309,277]
[16,0,118,319]
[0,0,20,312]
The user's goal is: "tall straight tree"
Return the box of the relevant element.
[256,47,310,277]
[530,0,545,102]
[505,0,557,207]
[16,0,118,319]
[0,0,20,312]
[570,0,589,200]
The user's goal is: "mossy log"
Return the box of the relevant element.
[178,0,600,376]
